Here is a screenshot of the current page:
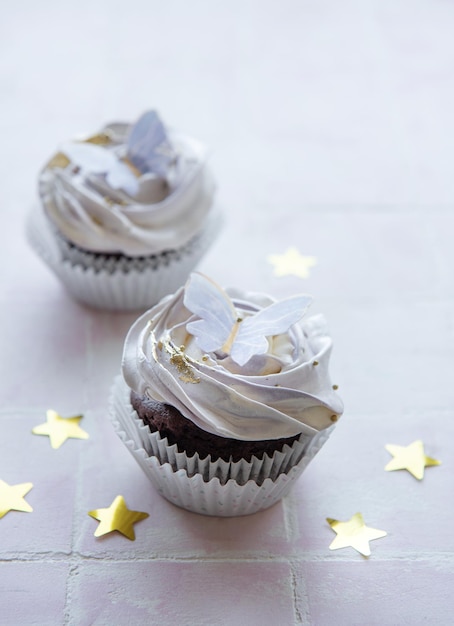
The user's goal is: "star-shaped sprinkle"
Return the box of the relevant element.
[0,479,33,519]
[268,247,317,279]
[32,409,89,449]
[88,495,149,540]
[327,513,387,557]
[385,440,441,480]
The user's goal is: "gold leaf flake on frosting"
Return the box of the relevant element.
[47,152,70,169]
[164,340,200,384]
[103,196,128,207]
[83,132,114,146]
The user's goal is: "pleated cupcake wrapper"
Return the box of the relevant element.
[109,375,334,516]
[26,206,221,312]
[51,225,215,274]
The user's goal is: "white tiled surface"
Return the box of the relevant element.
[1,1,454,624]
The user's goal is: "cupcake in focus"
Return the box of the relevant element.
[28,111,220,311]
[110,272,343,516]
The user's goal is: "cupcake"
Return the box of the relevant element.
[110,272,343,516]
[28,111,220,311]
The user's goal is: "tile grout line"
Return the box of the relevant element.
[63,313,94,626]
[3,551,454,564]
[282,493,300,543]
[289,558,310,625]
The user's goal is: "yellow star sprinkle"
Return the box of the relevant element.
[32,409,89,449]
[385,440,441,480]
[268,247,317,279]
[88,495,149,540]
[0,479,33,519]
[327,513,387,557]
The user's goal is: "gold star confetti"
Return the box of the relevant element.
[88,495,149,540]
[385,440,441,480]
[268,247,317,279]
[327,513,387,557]
[32,409,89,449]
[0,479,33,519]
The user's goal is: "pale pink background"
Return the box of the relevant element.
[1,1,454,624]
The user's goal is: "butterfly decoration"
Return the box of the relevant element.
[59,111,175,197]
[183,273,312,367]
[126,110,176,177]
[60,141,140,196]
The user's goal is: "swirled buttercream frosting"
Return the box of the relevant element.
[39,111,216,256]
[122,273,344,441]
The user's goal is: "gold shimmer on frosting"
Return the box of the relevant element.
[83,132,113,146]
[164,340,200,384]
[47,152,70,169]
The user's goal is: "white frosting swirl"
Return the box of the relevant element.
[122,283,344,441]
[39,120,216,256]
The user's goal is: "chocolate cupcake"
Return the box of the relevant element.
[130,390,300,463]
[110,272,343,515]
[27,111,220,311]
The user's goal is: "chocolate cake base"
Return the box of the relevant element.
[131,391,300,463]
[53,228,204,274]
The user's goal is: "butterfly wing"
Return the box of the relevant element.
[127,110,175,177]
[232,295,313,366]
[60,142,116,173]
[61,142,139,195]
[105,162,139,196]
[184,273,236,353]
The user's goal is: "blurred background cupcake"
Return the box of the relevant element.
[27,110,220,311]
[111,272,344,516]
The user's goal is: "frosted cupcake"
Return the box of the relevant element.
[28,111,219,311]
[110,273,343,516]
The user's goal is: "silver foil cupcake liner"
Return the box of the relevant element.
[109,376,334,516]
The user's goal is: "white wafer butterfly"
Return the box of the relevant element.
[60,141,140,196]
[184,273,312,367]
[60,111,174,196]
[127,110,176,177]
